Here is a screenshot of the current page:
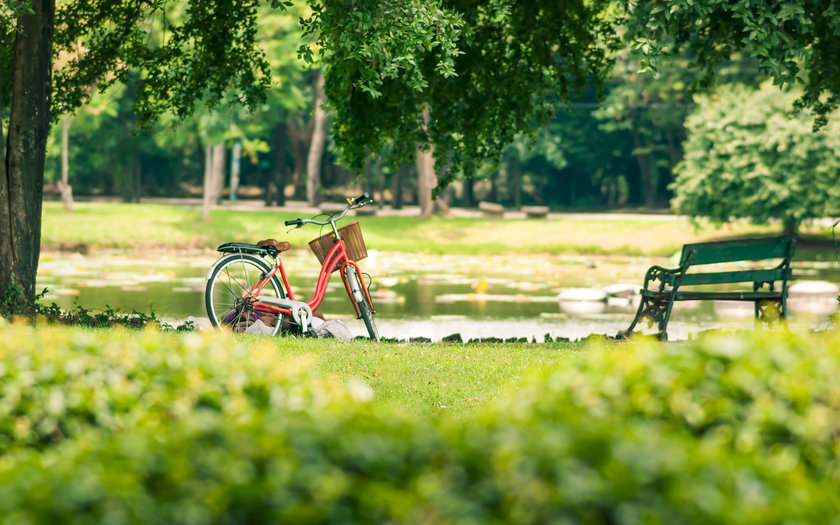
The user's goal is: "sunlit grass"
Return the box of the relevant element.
[241,334,585,418]
[41,201,805,256]
[0,321,580,419]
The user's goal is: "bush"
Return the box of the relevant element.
[1,325,839,523]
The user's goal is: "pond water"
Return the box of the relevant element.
[36,250,840,341]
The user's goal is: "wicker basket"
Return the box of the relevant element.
[308,221,368,268]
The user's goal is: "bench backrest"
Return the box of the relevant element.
[677,236,796,286]
[679,236,796,266]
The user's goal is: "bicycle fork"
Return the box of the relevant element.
[341,262,375,317]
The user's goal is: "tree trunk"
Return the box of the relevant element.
[131,146,142,203]
[287,117,309,199]
[488,169,499,203]
[229,141,241,200]
[371,156,383,201]
[416,145,435,217]
[202,144,213,221]
[508,155,522,209]
[0,0,55,300]
[362,155,383,199]
[59,115,73,211]
[391,165,406,209]
[630,109,657,208]
[415,108,438,217]
[268,122,288,206]
[306,70,327,206]
[462,176,474,207]
[211,143,225,204]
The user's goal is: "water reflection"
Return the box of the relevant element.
[36,251,839,341]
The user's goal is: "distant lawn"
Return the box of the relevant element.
[42,201,822,257]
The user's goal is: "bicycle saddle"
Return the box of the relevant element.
[257,238,291,252]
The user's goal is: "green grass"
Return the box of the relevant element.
[237,334,585,418]
[0,321,579,419]
[41,201,806,257]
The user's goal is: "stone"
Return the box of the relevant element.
[522,205,549,218]
[558,288,608,302]
[478,201,505,217]
[603,283,640,298]
[788,280,840,297]
[312,319,352,341]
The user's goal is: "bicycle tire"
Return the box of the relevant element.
[205,253,286,335]
[345,266,379,341]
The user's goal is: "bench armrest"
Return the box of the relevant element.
[643,265,682,292]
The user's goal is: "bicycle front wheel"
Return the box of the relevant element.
[205,253,286,335]
[345,266,379,341]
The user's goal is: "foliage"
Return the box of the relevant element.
[42,5,313,199]
[0,0,32,31]
[0,279,193,330]
[306,0,620,185]
[2,0,288,125]
[673,83,840,228]
[47,0,285,124]
[1,325,840,521]
[623,0,840,128]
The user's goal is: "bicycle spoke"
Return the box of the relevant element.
[216,306,237,325]
[222,266,247,298]
[207,255,284,335]
[240,256,253,293]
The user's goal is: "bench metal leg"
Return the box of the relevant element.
[753,282,785,322]
[622,292,675,341]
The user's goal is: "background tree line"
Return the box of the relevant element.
[41,47,762,212]
[4,0,840,300]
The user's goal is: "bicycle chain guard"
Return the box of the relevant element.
[258,297,314,333]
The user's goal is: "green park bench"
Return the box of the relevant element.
[621,235,796,340]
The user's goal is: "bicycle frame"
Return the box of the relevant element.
[245,235,375,321]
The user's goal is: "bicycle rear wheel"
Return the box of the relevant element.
[345,266,379,341]
[205,253,286,335]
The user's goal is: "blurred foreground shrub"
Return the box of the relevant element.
[1,325,839,523]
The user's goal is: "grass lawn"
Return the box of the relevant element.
[40,201,817,257]
[0,322,582,419]
[243,334,586,418]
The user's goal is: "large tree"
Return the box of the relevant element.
[674,83,840,233]
[1,0,279,300]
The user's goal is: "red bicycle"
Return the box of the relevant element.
[204,194,379,340]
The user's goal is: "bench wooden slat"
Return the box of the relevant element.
[680,236,794,266]
[674,291,784,301]
[641,289,784,300]
[680,268,790,286]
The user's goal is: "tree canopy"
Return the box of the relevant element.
[623,0,840,128]
[674,82,840,230]
[304,0,620,186]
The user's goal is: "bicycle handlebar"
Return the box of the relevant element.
[352,192,371,206]
[284,194,373,229]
